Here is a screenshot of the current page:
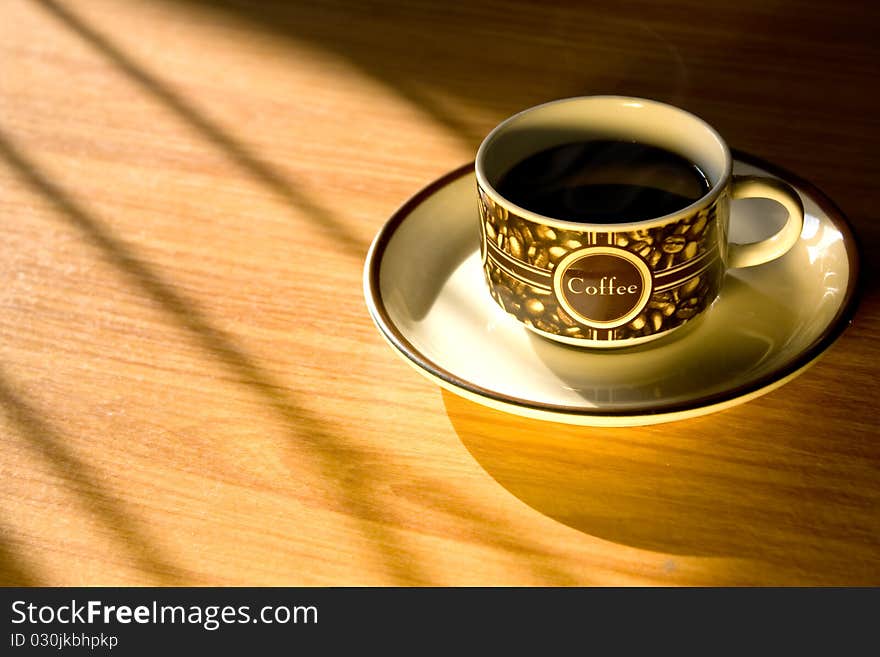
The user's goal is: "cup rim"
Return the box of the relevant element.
[475,95,733,230]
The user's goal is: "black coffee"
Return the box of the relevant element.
[495,140,710,223]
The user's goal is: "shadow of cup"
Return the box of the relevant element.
[443,389,744,557]
[442,387,880,576]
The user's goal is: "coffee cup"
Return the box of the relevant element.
[476,96,804,348]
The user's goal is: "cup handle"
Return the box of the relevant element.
[728,175,804,268]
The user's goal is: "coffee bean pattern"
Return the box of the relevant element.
[479,188,724,342]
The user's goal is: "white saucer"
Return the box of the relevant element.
[364,154,860,426]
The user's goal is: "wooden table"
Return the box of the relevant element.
[1,0,877,586]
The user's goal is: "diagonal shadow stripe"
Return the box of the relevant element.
[0,366,185,584]
[403,479,586,585]
[0,517,41,586]
[33,0,366,260]
[0,130,430,585]
[169,0,494,149]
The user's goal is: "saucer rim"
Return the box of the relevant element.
[363,152,862,422]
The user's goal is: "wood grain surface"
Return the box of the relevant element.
[0,0,878,586]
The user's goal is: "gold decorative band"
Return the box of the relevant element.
[485,232,719,293]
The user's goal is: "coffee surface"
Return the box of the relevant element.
[495,140,710,223]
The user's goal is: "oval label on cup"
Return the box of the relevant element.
[553,247,653,329]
